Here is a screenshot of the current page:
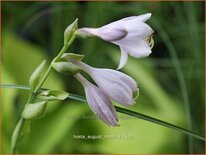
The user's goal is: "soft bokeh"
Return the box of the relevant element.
[1,1,205,154]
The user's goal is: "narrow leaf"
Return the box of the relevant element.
[1,84,205,141]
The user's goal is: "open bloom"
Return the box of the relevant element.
[77,13,154,69]
[74,73,118,126]
[74,61,139,106]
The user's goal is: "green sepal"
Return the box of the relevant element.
[37,90,69,101]
[52,61,81,75]
[22,101,47,120]
[61,53,84,61]
[29,60,46,91]
[64,18,78,45]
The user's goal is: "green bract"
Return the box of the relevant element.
[64,18,78,45]
[22,101,47,119]
[61,53,84,61]
[29,60,46,91]
[52,61,81,75]
[37,90,69,101]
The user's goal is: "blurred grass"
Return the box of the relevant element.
[1,1,205,154]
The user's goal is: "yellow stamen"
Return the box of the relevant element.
[146,34,154,49]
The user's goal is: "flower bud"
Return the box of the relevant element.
[52,61,81,75]
[61,53,84,62]
[37,90,69,101]
[29,60,46,91]
[64,18,78,45]
[22,101,47,119]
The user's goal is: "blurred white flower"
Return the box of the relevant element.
[74,73,119,126]
[75,61,139,106]
[77,13,154,69]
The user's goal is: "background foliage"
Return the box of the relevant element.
[1,1,205,154]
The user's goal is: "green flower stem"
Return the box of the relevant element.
[10,93,34,154]
[1,84,205,142]
[33,34,76,94]
[9,34,76,154]
[10,118,25,154]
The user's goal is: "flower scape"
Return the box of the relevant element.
[11,13,154,154]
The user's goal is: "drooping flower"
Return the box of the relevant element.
[77,13,154,69]
[74,73,119,126]
[74,61,139,106]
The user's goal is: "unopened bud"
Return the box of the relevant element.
[29,60,46,91]
[52,61,81,75]
[61,53,84,62]
[22,101,47,119]
[64,18,78,45]
[37,90,69,101]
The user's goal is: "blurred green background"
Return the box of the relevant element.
[1,1,205,154]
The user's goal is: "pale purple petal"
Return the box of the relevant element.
[97,27,127,41]
[94,77,134,106]
[104,69,138,92]
[75,73,118,126]
[120,13,152,22]
[122,22,153,38]
[114,39,152,58]
[90,69,136,106]
[78,26,127,42]
[136,13,152,22]
[85,86,118,126]
[117,48,128,70]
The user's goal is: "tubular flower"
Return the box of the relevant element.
[74,73,119,126]
[77,13,154,69]
[74,61,139,106]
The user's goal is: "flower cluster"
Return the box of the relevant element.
[55,13,153,126]
[73,61,139,126]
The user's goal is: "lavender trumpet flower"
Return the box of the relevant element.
[77,13,154,69]
[61,53,138,125]
[74,61,139,106]
[74,73,119,126]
